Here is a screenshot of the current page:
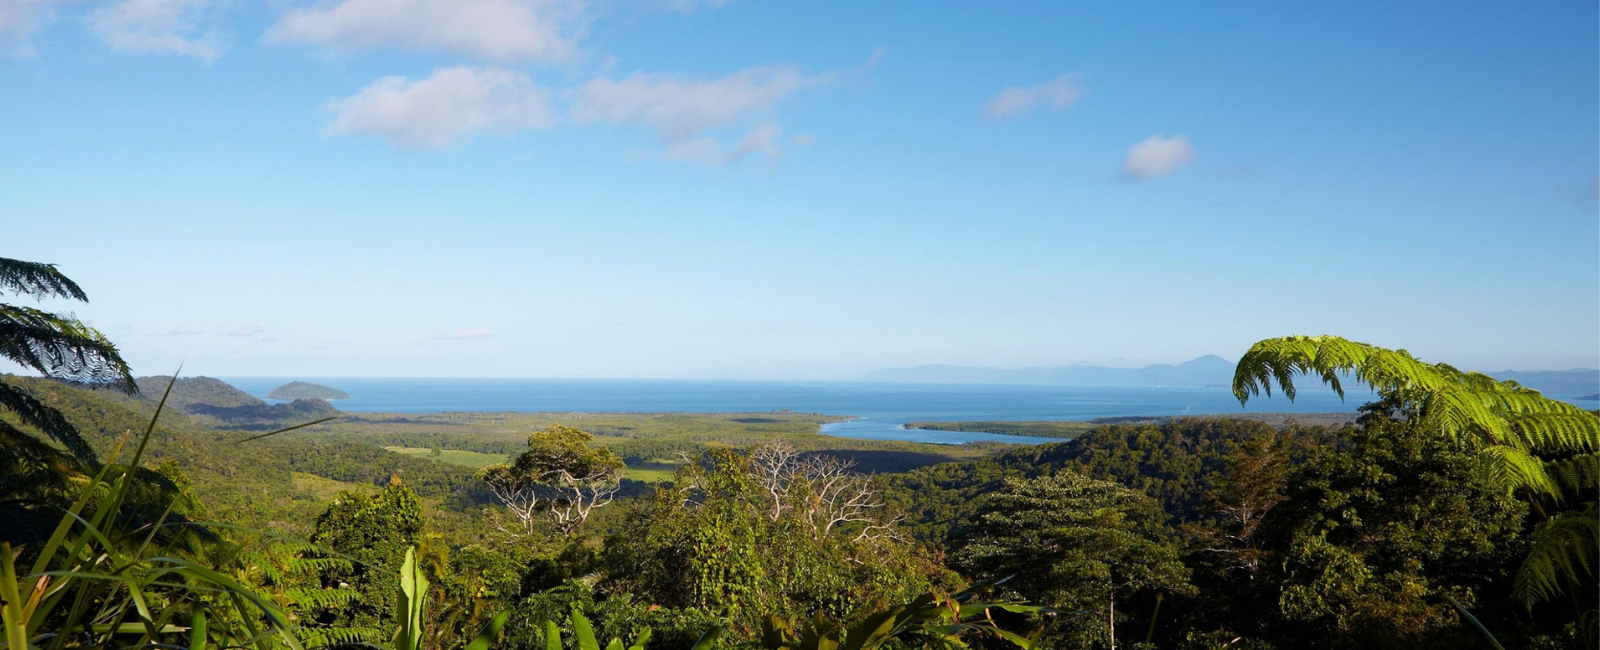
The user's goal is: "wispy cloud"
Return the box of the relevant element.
[151,328,202,337]
[88,0,223,62]
[571,63,835,142]
[1123,134,1196,179]
[571,57,864,163]
[328,66,553,147]
[265,0,583,63]
[664,124,785,165]
[659,0,731,13]
[435,327,494,340]
[0,0,58,57]
[984,74,1086,120]
[224,325,264,337]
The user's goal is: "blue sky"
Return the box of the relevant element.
[4,0,1597,378]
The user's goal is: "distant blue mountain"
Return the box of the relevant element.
[864,356,1600,396]
[1489,369,1600,397]
[863,355,1238,387]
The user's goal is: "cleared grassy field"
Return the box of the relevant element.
[385,446,509,469]
[624,459,683,483]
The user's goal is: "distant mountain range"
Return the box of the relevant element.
[864,356,1600,396]
[864,355,1239,387]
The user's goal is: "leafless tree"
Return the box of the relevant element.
[750,441,801,520]
[745,442,896,542]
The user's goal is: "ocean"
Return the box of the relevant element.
[219,377,1378,445]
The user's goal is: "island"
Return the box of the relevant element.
[267,381,350,400]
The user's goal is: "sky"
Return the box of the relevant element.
[3,0,1598,379]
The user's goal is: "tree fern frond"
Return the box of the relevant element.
[1514,505,1599,607]
[284,587,360,609]
[0,257,90,301]
[1475,445,1559,497]
[297,625,388,648]
[0,305,136,391]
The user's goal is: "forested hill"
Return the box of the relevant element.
[133,375,264,410]
[4,376,483,534]
[268,380,350,400]
[120,375,342,429]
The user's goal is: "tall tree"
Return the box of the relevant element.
[477,424,626,535]
[955,470,1191,649]
[0,256,135,464]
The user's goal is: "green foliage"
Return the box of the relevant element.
[477,424,627,535]
[602,446,946,637]
[744,588,1050,650]
[0,381,319,650]
[0,256,135,471]
[955,470,1192,648]
[1265,409,1527,645]
[1235,335,1600,618]
[308,480,427,633]
[903,421,1094,439]
[1233,335,1598,499]
[544,609,653,650]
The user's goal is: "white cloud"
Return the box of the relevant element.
[225,325,264,337]
[435,327,494,340]
[984,73,1086,120]
[727,123,781,162]
[151,328,202,337]
[0,0,58,57]
[328,66,553,147]
[88,0,222,61]
[663,124,784,164]
[1123,134,1196,179]
[266,0,581,63]
[571,64,835,142]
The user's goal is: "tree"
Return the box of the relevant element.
[748,441,899,541]
[477,424,625,536]
[955,470,1192,649]
[601,447,940,636]
[1233,335,1599,617]
[0,256,135,464]
[309,478,428,635]
[1262,402,1527,646]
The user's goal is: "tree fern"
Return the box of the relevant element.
[1234,335,1600,608]
[1514,505,1599,607]
[0,256,134,483]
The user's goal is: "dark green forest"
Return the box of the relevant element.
[2,256,1596,649]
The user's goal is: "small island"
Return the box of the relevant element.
[267,381,349,400]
